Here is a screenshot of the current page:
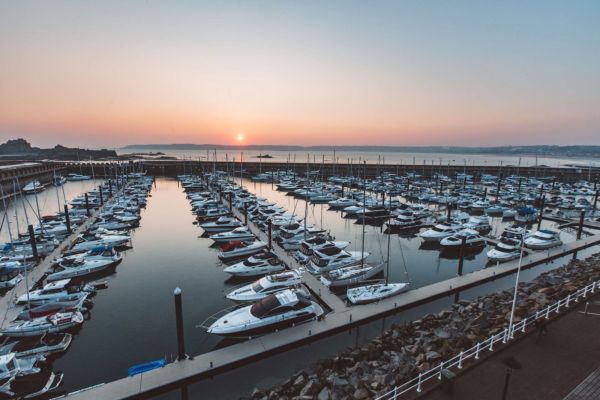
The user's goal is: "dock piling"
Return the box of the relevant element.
[537,195,545,231]
[244,203,248,225]
[85,193,91,217]
[577,210,585,240]
[64,204,72,234]
[267,219,272,250]
[174,287,187,361]
[27,224,38,261]
[457,236,466,276]
[99,185,103,205]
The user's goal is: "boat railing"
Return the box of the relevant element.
[196,304,246,331]
[374,279,600,400]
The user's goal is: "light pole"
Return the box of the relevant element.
[506,237,526,342]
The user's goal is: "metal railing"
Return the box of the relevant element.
[376,280,599,400]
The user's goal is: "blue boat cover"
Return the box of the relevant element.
[127,359,166,376]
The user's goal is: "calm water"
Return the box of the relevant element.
[118,148,600,169]
[1,177,597,398]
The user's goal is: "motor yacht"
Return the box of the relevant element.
[440,229,486,249]
[419,221,462,242]
[294,237,349,264]
[22,181,44,195]
[16,279,95,306]
[0,312,84,337]
[206,289,323,336]
[210,227,256,243]
[462,216,492,234]
[223,255,286,277]
[200,217,242,233]
[524,229,563,250]
[306,247,369,274]
[218,240,268,261]
[226,271,301,302]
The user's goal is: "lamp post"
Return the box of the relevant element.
[506,238,526,342]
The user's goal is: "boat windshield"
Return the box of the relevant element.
[318,247,342,256]
[251,281,264,292]
[250,295,282,318]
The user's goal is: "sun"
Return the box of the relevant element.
[236,133,245,142]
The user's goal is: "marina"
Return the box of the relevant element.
[1,163,592,399]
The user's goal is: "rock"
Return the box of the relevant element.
[293,374,306,389]
[426,351,441,361]
[300,379,320,396]
[354,388,369,400]
[317,387,331,400]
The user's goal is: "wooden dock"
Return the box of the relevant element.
[59,188,600,400]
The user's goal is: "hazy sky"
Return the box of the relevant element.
[1,0,599,148]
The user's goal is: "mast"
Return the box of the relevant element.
[304,154,309,239]
[13,180,21,236]
[386,193,392,285]
[361,161,366,267]
[0,185,14,245]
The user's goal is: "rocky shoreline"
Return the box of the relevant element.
[246,253,600,400]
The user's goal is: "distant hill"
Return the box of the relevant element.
[0,138,117,160]
[122,143,600,158]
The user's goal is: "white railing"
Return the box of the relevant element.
[376,280,599,400]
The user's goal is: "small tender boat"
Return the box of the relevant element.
[206,289,323,336]
[226,271,302,302]
[22,181,44,195]
[209,227,256,243]
[347,282,409,305]
[0,312,84,337]
[218,240,268,261]
[524,229,562,250]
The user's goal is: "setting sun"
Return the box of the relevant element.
[236,134,245,142]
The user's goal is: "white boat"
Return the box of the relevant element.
[0,266,23,289]
[48,255,121,281]
[66,173,92,181]
[22,181,43,195]
[210,227,256,243]
[306,248,369,274]
[16,279,94,305]
[0,353,39,380]
[524,229,562,250]
[347,282,409,305]
[0,333,72,358]
[487,237,523,262]
[328,197,357,208]
[419,221,462,242]
[294,238,350,264]
[386,211,421,230]
[463,216,492,233]
[226,271,301,302]
[200,217,242,233]
[69,234,130,253]
[218,240,268,261]
[440,229,486,248]
[320,262,384,288]
[0,312,84,337]
[223,255,286,277]
[206,289,323,336]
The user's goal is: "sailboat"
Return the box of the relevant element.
[347,184,410,304]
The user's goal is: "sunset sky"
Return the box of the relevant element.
[1,0,599,148]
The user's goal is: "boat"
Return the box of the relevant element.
[524,229,563,250]
[328,197,357,209]
[419,221,463,242]
[22,181,43,195]
[127,359,166,376]
[320,262,385,288]
[515,207,538,224]
[0,312,84,337]
[306,247,369,274]
[209,227,256,243]
[218,240,268,261]
[0,333,72,358]
[69,234,130,253]
[0,370,64,399]
[200,217,242,233]
[223,255,286,277]
[0,353,40,380]
[440,229,486,249]
[294,237,349,264]
[0,267,23,289]
[354,205,391,224]
[226,271,302,302]
[48,250,122,281]
[347,283,409,305]
[386,210,422,230]
[17,297,87,320]
[16,279,95,305]
[66,173,91,181]
[487,237,523,262]
[462,216,492,234]
[206,289,323,336]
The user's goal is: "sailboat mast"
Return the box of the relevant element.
[304,154,309,239]
[361,161,366,267]
[386,194,391,285]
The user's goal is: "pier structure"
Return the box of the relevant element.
[60,179,600,400]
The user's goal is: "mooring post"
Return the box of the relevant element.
[341,183,344,197]
[99,185,103,205]
[483,187,487,199]
[446,203,452,221]
[28,225,39,261]
[108,179,113,197]
[64,204,72,234]
[457,235,466,276]
[228,193,232,212]
[517,177,522,193]
[268,219,272,250]
[85,193,91,217]
[577,210,585,240]
[594,190,598,212]
[537,195,545,231]
[244,203,248,225]
[174,287,186,361]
